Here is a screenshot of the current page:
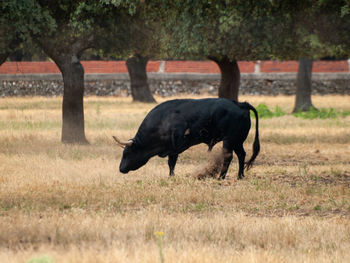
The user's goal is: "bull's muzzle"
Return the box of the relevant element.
[119,165,129,174]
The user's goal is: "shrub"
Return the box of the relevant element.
[253,103,286,118]
[293,107,350,119]
[252,104,349,119]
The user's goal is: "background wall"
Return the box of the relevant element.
[1,60,349,97]
[1,60,349,74]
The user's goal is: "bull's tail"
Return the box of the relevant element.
[238,102,260,170]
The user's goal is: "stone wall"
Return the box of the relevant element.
[0,73,349,97]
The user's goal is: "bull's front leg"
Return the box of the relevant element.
[218,148,233,180]
[168,154,178,176]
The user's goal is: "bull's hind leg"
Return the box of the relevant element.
[168,154,178,176]
[233,144,246,180]
[218,148,233,180]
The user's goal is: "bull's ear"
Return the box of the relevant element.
[184,128,190,136]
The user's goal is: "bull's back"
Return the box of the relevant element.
[143,98,245,124]
[138,98,248,139]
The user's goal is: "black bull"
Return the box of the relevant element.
[113,98,260,179]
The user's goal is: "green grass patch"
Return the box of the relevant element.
[0,120,61,130]
[27,255,55,263]
[252,104,350,119]
[0,100,61,110]
[253,103,286,118]
[293,107,350,119]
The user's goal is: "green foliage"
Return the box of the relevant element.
[293,107,350,119]
[0,0,146,61]
[313,0,350,57]
[98,0,163,59]
[253,104,286,118]
[158,0,326,60]
[154,0,350,61]
[314,205,322,211]
[8,39,47,61]
[27,255,55,263]
[0,0,55,56]
[154,231,165,263]
[252,104,350,119]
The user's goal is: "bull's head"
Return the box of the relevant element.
[113,136,149,173]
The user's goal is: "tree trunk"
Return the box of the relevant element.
[126,54,156,103]
[293,58,316,113]
[56,55,88,144]
[210,56,240,101]
[34,33,93,144]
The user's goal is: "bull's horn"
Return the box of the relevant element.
[112,136,133,147]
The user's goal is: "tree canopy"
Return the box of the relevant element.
[313,0,350,57]
[1,0,350,142]
[0,0,54,64]
[153,0,313,100]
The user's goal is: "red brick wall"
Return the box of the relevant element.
[312,61,349,72]
[0,60,348,74]
[164,61,220,73]
[82,61,127,73]
[260,61,299,73]
[238,61,256,73]
[0,62,61,74]
[260,60,349,73]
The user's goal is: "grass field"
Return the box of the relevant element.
[0,95,349,263]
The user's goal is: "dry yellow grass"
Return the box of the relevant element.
[0,95,349,262]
